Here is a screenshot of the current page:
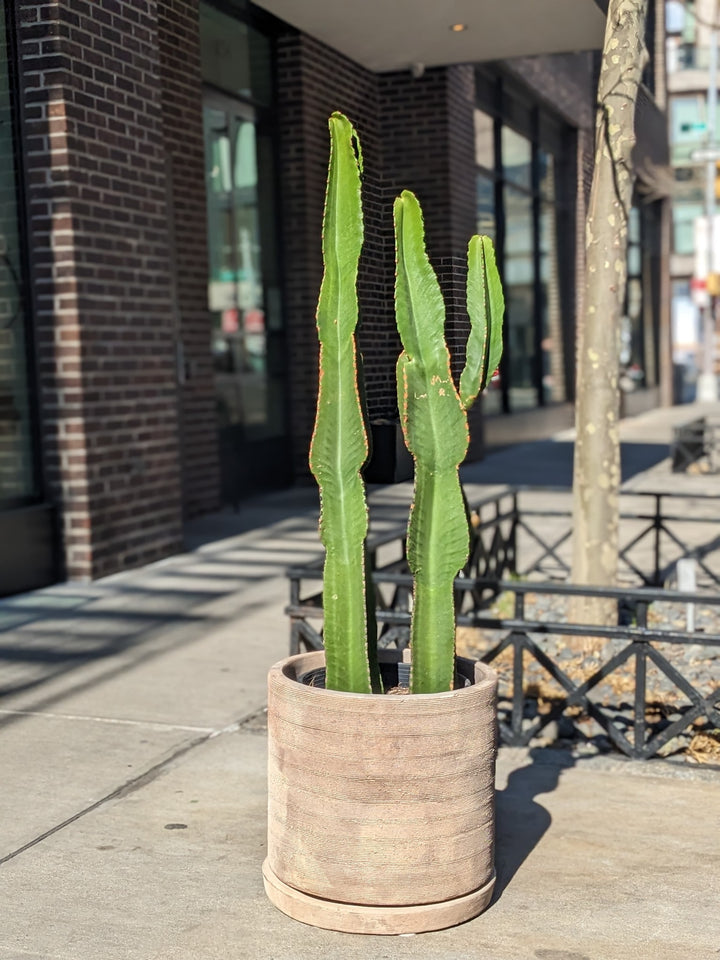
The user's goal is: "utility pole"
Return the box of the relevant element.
[698,7,719,401]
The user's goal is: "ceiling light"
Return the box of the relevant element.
[450,23,467,32]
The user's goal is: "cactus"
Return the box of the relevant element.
[311,114,503,695]
[309,112,380,694]
[394,193,503,693]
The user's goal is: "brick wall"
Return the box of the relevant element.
[505,52,596,131]
[17,0,183,580]
[157,0,219,517]
[379,65,481,456]
[276,39,483,479]
[275,32,387,480]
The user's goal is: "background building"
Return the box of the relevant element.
[0,0,669,595]
[666,0,720,398]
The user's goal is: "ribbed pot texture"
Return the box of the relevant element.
[263,650,498,934]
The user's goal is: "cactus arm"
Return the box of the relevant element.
[394,190,470,694]
[460,235,505,411]
[309,112,377,694]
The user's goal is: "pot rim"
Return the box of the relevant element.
[269,649,497,702]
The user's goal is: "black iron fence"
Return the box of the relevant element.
[465,487,720,587]
[286,487,720,762]
[670,416,720,473]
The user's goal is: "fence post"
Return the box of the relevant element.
[511,633,524,743]
[633,643,647,759]
[653,494,662,586]
[509,491,519,576]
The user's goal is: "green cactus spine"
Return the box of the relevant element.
[309,112,380,695]
[394,191,504,694]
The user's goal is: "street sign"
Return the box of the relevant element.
[690,147,720,162]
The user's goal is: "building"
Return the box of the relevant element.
[0,0,669,596]
[665,0,719,398]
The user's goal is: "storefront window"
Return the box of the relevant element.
[474,109,495,171]
[475,82,569,415]
[476,175,496,240]
[200,3,272,106]
[539,202,564,403]
[201,1,287,500]
[501,127,532,191]
[621,206,646,390]
[504,186,535,410]
[204,93,284,439]
[0,6,38,504]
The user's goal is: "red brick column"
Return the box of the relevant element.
[158,0,219,518]
[18,0,183,579]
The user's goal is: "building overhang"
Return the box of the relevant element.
[253,0,607,72]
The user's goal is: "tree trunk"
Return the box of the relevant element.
[571,0,648,626]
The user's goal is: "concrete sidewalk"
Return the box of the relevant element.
[1,402,719,960]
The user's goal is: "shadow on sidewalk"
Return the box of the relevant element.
[491,748,575,903]
[462,440,668,488]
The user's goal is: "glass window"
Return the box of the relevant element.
[476,174,495,240]
[475,80,569,415]
[666,0,686,34]
[673,199,703,255]
[621,206,646,387]
[539,203,565,403]
[0,9,38,504]
[538,150,555,200]
[504,186,535,411]
[501,127,532,190]
[204,94,283,438]
[474,109,495,171]
[200,4,272,105]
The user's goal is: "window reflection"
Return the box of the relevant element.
[0,9,37,504]
[540,202,565,403]
[475,107,567,414]
[474,109,495,171]
[204,99,279,435]
[504,185,535,410]
[476,174,496,240]
[502,127,532,190]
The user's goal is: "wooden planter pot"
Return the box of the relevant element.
[263,650,498,935]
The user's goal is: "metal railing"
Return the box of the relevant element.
[469,487,720,587]
[286,487,720,762]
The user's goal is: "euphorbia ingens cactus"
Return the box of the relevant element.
[310,112,503,695]
[394,194,503,692]
[309,113,380,695]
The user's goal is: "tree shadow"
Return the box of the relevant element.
[491,747,576,904]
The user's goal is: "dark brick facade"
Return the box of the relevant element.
[276,36,485,478]
[157,0,220,517]
[17,0,184,579]
[7,0,662,587]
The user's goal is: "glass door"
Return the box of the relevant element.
[0,0,58,594]
[203,89,288,502]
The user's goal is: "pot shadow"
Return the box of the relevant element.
[490,747,575,905]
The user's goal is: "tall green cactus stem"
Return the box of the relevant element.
[309,113,379,694]
[394,191,471,694]
[461,235,505,411]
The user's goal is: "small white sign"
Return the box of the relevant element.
[693,215,720,279]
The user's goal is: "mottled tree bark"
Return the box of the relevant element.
[571,0,648,625]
